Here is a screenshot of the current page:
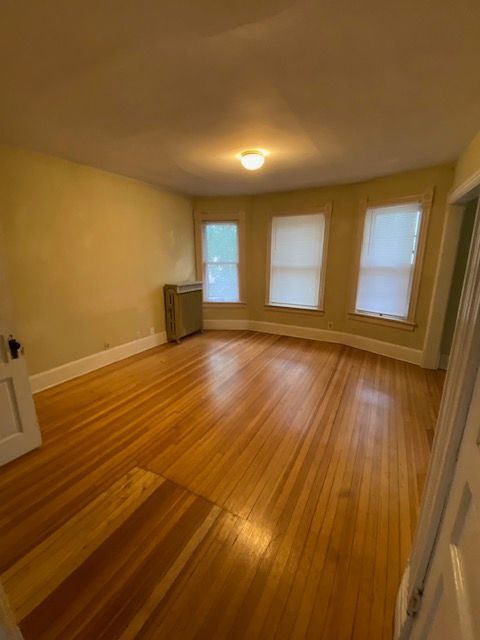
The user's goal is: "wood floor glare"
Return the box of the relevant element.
[0,331,444,639]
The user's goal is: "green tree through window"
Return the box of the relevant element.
[203,222,239,302]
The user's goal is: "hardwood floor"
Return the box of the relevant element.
[0,331,444,639]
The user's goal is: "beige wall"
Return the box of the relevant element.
[0,145,195,374]
[0,143,458,375]
[195,163,454,350]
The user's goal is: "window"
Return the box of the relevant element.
[203,222,239,302]
[352,197,429,324]
[268,211,329,310]
[194,211,245,304]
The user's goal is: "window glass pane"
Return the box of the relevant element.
[205,263,239,302]
[269,213,325,309]
[202,221,240,303]
[204,223,238,263]
[355,202,421,318]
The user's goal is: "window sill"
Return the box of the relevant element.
[264,304,324,316]
[348,312,416,331]
[203,302,247,308]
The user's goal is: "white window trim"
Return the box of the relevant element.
[194,210,246,306]
[265,205,332,313]
[348,190,433,330]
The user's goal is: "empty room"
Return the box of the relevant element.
[1,2,480,639]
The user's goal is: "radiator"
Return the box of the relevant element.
[164,281,203,343]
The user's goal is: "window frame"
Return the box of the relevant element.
[348,190,433,330]
[265,205,331,314]
[194,210,246,307]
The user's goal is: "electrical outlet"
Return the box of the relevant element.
[327,322,334,330]
[150,326,155,335]
[104,342,110,350]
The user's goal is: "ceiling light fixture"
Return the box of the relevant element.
[240,150,265,171]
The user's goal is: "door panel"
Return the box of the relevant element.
[0,351,41,466]
[0,222,41,467]
[410,368,480,640]
[418,577,463,640]
[0,377,22,439]
[450,483,479,639]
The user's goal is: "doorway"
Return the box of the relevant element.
[438,198,478,370]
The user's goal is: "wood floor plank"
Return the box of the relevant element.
[117,504,221,640]
[0,331,444,639]
[2,467,164,621]
[19,481,216,639]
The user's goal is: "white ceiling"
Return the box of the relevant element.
[1,0,479,196]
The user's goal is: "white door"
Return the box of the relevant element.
[409,365,480,640]
[0,224,41,467]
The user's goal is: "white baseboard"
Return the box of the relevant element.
[204,319,422,365]
[30,331,167,393]
[250,320,344,344]
[31,318,423,394]
[342,332,422,365]
[438,353,449,370]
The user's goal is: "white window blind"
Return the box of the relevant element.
[355,202,422,319]
[202,221,240,302]
[269,213,326,309]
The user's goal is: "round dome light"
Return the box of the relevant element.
[240,150,265,171]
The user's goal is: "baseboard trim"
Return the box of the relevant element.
[30,332,167,393]
[250,320,344,344]
[31,319,423,394]
[342,332,422,365]
[204,319,422,365]
[438,353,449,370]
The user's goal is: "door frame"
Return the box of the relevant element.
[0,580,22,639]
[396,173,480,637]
[421,202,466,369]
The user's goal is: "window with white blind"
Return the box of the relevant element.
[194,211,245,304]
[268,212,328,310]
[354,200,424,322]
